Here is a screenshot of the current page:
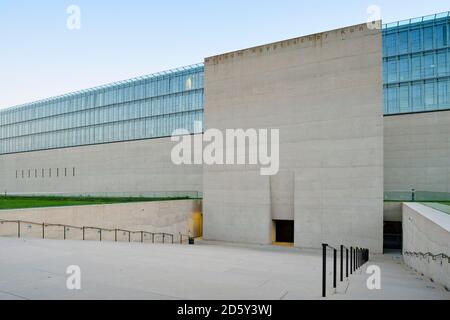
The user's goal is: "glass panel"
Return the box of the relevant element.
[438,79,449,109]
[435,24,447,48]
[398,31,409,54]
[411,55,421,79]
[399,57,410,81]
[385,33,397,56]
[399,84,410,113]
[424,81,436,108]
[410,29,422,52]
[387,86,399,114]
[437,51,448,76]
[423,26,434,50]
[422,53,435,78]
[387,58,398,83]
[411,82,423,111]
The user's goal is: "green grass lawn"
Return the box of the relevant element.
[0,196,194,210]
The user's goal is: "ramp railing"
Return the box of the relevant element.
[322,243,369,297]
[404,251,450,263]
[0,219,180,245]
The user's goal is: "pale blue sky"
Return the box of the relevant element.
[0,0,449,109]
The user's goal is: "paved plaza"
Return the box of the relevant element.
[0,237,448,300]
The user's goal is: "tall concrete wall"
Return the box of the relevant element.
[403,203,450,290]
[0,136,203,196]
[203,23,384,252]
[384,111,450,193]
[0,200,202,241]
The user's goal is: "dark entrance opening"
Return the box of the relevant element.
[274,220,294,243]
[383,221,402,252]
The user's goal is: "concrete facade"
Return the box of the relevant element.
[0,200,202,241]
[0,136,203,196]
[203,23,384,252]
[384,111,450,193]
[384,202,402,222]
[402,203,450,290]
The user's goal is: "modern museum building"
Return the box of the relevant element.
[1,12,450,253]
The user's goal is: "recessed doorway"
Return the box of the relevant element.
[273,220,294,244]
[383,221,402,252]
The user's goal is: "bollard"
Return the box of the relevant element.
[359,249,361,267]
[82,227,85,240]
[340,245,344,282]
[346,248,349,278]
[358,248,361,268]
[357,248,359,269]
[358,249,362,268]
[359,249,362,267]
[333,248,337,289]
[322,244,327,298]
[42,223,45,239]
[163,234,165,244]
[128,231,131,242]
[350,247,353,275]
[99,229,102,242]
[17,221,20,238]
[356,248,361,269]
[115,229,117,242]
[63,226,66,240]
[141,231,144,243]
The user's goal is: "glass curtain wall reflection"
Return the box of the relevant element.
[383,12,450,115]
[0,64,204,155]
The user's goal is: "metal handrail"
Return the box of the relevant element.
[404,251,450,263]
[322,243,369,298]
[0,218,180,245]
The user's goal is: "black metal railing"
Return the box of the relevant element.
[0,219,180,245]
[322,243,369,298]
[404,251,450,263]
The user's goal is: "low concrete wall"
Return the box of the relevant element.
[403,203,450,290]
[0,200,202,242]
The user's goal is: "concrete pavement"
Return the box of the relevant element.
[0,237,448,300]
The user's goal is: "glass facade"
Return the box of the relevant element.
[383,12,450,115]
[0,64,204,155]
